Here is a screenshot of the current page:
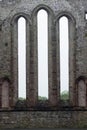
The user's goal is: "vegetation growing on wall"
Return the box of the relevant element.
[18,91,69,102]
[61,91,69,101]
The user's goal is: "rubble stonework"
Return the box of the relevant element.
[0,0,87,128]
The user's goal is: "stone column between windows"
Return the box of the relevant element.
[27,22,38,107]
[69,20,76,106]
[11,23,18,106]
[49,18,59,106]
[56,21,61,105]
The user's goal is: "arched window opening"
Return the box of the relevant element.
[18,17,26,99]
[59,16,69,100]
[2,79,9,108]
[85,13,87,20]
[37,9,48,99]
[78,79,86,107]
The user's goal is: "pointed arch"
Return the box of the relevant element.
[59,16,69,100]
[37,9,48,99]
[32,4,54,17]
[31,5,58,106]
[55,11,76,24]
[18,17,26,99]
[11,12,31,26]
[56,11,76,106]
[11,13,30,105]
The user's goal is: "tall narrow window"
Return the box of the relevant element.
[18,17,26,99]
[59,16,69,100]
[37,9,48,99]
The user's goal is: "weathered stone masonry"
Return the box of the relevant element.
[0,0,87,128]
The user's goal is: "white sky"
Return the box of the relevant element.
[59,16,69,94]
[18,10,69,98]
[18,17,26,98]
[38,10,48,98]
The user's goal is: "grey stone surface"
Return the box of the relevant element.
[2,129,84,130]
[0,0,87,128]
[0,0,87,108]
[0,110,86,128]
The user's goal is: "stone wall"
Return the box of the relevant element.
[0,0,87,128]
[0,110,86,128]
[0,0,87,108]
